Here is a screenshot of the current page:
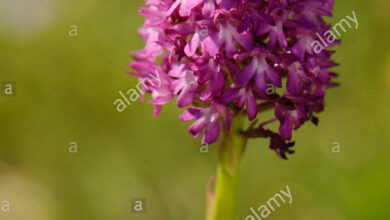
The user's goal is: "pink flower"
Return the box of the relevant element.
[129,0,338,158]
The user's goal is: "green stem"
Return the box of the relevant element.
[207,115,247,220]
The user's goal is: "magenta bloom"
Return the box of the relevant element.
[129,0,338,159]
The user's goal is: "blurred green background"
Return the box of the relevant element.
[0,0,389,219]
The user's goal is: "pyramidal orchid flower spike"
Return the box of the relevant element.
[129,0,338,219]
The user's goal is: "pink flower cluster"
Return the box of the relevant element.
[129,0,338,159]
